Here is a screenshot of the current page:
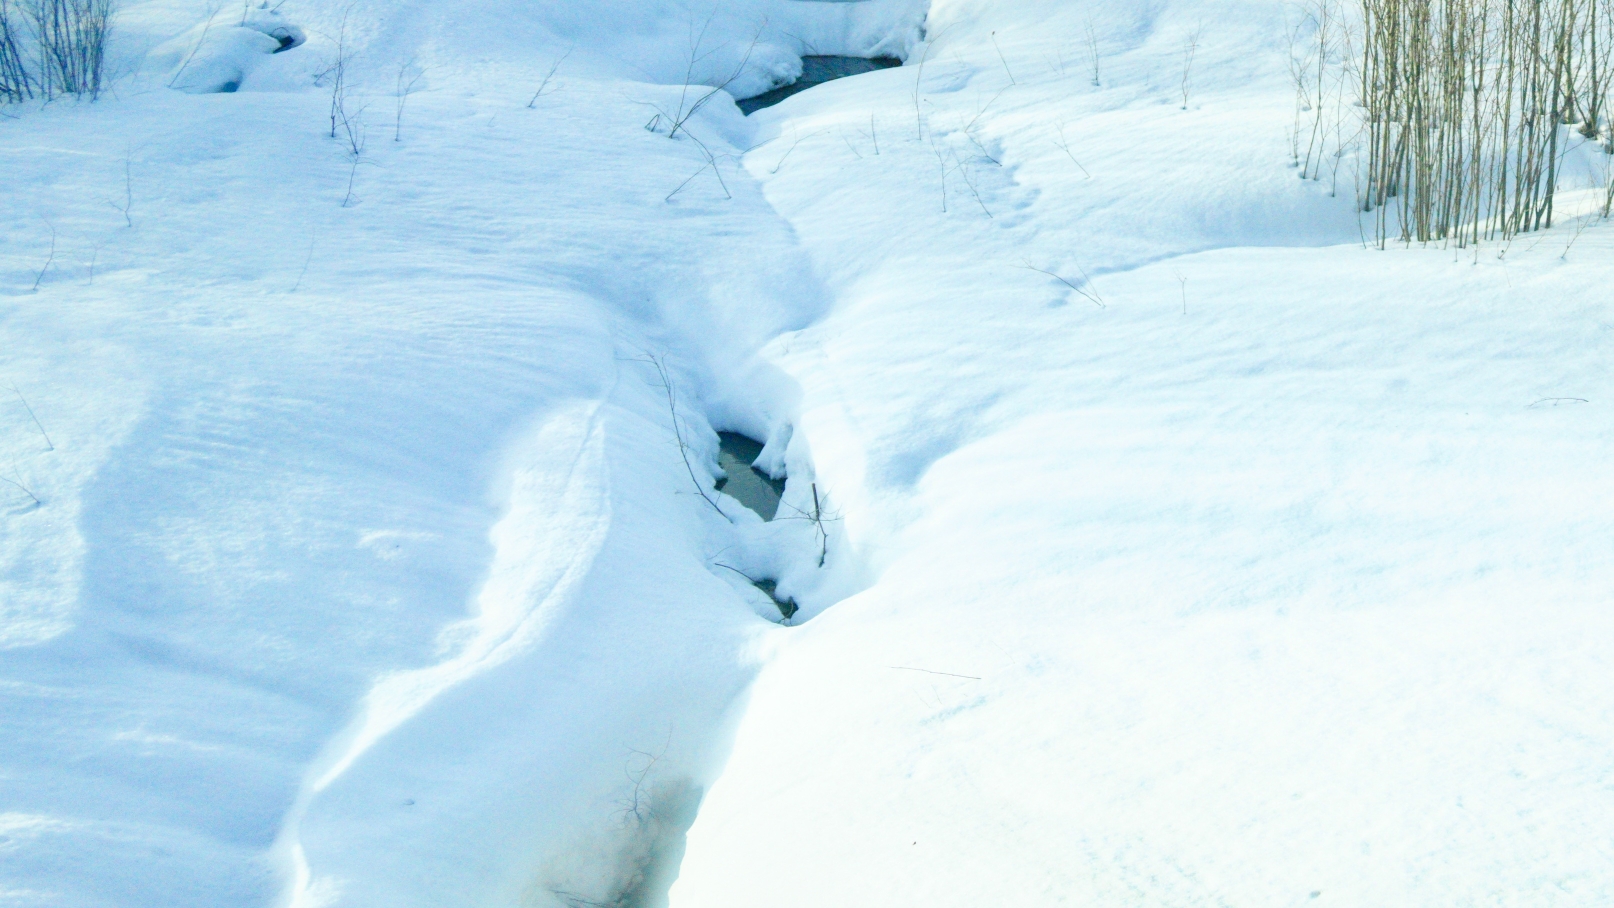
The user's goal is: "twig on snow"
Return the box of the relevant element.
[109,147,132,227]
[2,466,40,507]
[525,46,571,108]
[891,666,981,680]
[394,60,425,141]
[1017,259,1104,308]
[31,217,56,292]
[635,354,732,522]
[290,231,316,292]
[1053,123,1091,178]
[990,31,1016,85]
[7,383,53,450]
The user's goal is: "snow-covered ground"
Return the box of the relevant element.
[3,0,1612,906]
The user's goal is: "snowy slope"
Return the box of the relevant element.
[3,0,1613,906]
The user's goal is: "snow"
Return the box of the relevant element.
[2,0,1612,906]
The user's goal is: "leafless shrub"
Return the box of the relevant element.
[314,7,369,206]
[318,7,356,143]
[1288,0,1353,190]
[1357,0,1614,246]
[25,0,113,99]
[659,12,760,141]
[0,0,33,102]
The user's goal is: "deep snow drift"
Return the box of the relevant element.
[3,0,1612,906]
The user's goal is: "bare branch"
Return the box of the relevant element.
[1016,259,1105,308]
[7,383,54,450]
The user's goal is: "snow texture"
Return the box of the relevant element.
[1,0,1611,906]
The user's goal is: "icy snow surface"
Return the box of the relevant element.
[2,0,1612,906]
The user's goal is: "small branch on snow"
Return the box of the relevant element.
[525,47,571,108]
[1052,124,1091,178]
[633,354,732,522]
[108,147,133,227]
[31,217,56,292]
[290,232,316,293]
[1017,259,1104,308]
[2,467,41,507]
[891,666,981,680]
[769,129,821,175]
[990,31,1016,86]
[7,383,54,450]
[394,59,426,141]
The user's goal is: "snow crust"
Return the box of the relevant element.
[2,0,1612,906]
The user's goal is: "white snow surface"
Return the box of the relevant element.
[2,0,1612,906]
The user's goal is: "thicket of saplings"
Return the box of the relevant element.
[1357,0,1614,247]
[0,0,114,104]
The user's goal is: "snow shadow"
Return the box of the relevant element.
[542,779,704,908]
[738,55,902,114]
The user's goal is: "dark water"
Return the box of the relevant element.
[738,55,904,115]
[715,432,785,520]
[713,433,797,621]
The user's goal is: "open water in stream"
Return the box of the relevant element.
[738,55,903,115]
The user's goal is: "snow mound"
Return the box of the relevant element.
[151,5,306,94]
